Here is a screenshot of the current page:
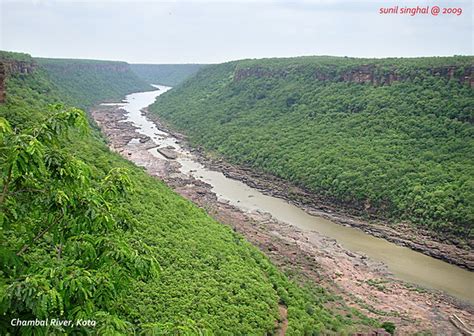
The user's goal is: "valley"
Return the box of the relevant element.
[1,51,473,335]
[2,1,472,334]
[0,52,380,335]
[91,86,473,334]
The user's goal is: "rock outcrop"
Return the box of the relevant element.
[234,64,474,87]
[0,63,5,104]
[156,147,178,159]
[42,61,131,74]
[0,59,37,103]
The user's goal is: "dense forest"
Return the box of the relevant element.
[35,58,153,108]
[0,52,380,334]
[149,56,474,241]
[130,64,205,86]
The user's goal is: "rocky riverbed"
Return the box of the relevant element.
[91,103,473,335]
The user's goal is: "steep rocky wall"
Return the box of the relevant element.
[42,62,131,74]
[0,60,37,103]
[0,63,5,103]
[316,64,474,86]
[234,64,474,87]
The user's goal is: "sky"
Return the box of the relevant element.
[0,0,472,64]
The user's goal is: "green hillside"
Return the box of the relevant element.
[149,56,474,240]
[36,58,153,108]
[130,64,205,86]
[0,52,376,334]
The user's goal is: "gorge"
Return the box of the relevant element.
[1,51,473,335]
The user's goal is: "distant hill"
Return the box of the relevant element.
[36,57,153,108]
[130,63,205,86]
[149,55,474,240]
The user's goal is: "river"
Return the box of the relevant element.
[109,85,474,304]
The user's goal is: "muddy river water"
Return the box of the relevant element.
[110,85,474,304]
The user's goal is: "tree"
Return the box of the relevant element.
[0,105,158,335]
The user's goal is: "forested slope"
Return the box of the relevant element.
[36,58,153,108]
[149,56,474,240]
[0,52,375,334]
[130,63,205,86]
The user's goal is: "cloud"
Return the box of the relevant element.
[1,0,472,63]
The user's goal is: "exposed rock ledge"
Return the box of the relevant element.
[0,59,37,103]
[234,64,474,87]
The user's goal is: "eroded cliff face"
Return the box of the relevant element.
[234,64,474,87]
[42,62,131,74]
[0,63,5,104]
[0,60,37,103]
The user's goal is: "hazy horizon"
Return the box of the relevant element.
[1,0,472,64]
[11,53,474,66]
